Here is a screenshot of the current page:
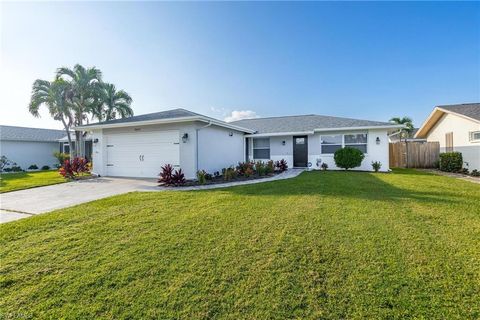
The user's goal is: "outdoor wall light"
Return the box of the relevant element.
[282,140,286,146]
[229,132,233,137]
[182,133,189,143]
[93,138,99,143]
[376,137,380,145]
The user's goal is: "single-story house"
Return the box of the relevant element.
[0,125,66,169]
[76,108,403,179]
[415,103,480,170]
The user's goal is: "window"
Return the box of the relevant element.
[321,133,368,154]
[345,133,368,153]
[63,143,70,154]
[321,135,343,154]
[253,138,270,159]
[470,131,480,142]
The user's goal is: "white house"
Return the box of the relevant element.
[0,125,66,169]
[415,103,480,170]
[75,108,403,179]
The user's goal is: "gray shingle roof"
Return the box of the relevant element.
[0,125,66,142]
[437,103,480,121]
[231,114,396,134]
[80,108,200,127]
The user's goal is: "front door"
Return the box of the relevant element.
[293,136,308,167]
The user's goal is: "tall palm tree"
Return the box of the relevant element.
[29,79,75,156]
[56,64,102,157]
[92,83,133,121]
[390,116,414,140]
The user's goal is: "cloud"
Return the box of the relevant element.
[224,110,259,122]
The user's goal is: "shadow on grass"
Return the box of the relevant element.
[221,170,463,205]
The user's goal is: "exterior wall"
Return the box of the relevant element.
[0,140,60,169]
[89,121,246,179]
[197,125,245,174]
[425,113,480,170]
[248,128,390,172]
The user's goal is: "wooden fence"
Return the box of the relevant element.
[389,141,440,168]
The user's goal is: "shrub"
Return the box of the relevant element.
[3,168,12,172]
[54,152,70,165]
[371,161,382,172]
[266,160,275,174]
[172,169,186,186]
[158,164,174,185]
[197,170,207,185]
[459,168,469,175]
[439,152,463,172]
[41,165,51,170]
[471,169,480,177]
[222,167,237,181]
[275,159,288,172]
[237,161,254,176]
[28,164,39,170]
[0,156,15,172]
[334,147,365,170]
[11,166,23,172]
[204,172,213,180]
[321,162,328,171]
[213,171,220,178]
[256,161,267,176]
[59,157,90,179]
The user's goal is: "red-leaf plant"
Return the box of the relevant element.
[275,159,288,172]
[59,157,90,180]
[158,165,186,186]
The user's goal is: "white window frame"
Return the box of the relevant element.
[321,133,368,155]
[252,138,270,160]
[469,131,480,142]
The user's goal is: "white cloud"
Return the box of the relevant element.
[224,110,259,122]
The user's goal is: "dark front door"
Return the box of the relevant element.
[293,136,308,167]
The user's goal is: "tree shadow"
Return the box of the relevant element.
[219,170,465,205]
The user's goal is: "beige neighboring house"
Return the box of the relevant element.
[415,103,480,170]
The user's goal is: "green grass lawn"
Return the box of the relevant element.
[1,169,479,319]
[0,170,66,193]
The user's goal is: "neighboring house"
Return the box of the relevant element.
[0,125,66,169]
[58,134,93,160]
[415,103,480,170]
[76,108,402,179]
[388,128,426,143]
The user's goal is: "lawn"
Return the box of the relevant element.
[0,170,66,193]
[0,169,479,319]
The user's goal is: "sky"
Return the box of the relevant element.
[1,1,479,130]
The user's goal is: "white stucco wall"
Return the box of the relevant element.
[425,113,480,170]
[197,125,245,174]
[0,140,60,169]
[248,128,390,172]
[89,121,246,179]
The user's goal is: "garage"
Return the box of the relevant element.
[105,130,180,178]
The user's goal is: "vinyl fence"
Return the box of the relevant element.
[389,141,440,168]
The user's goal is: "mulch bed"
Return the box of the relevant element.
[159,172,283,187]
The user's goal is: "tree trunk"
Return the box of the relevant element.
[60,117,74,159]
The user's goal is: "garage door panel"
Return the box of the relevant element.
[105,130,180,178]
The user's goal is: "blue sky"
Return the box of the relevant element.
[1,1,479,129]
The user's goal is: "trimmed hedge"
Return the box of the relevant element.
[334,147,365,170]
[439,152,463,172]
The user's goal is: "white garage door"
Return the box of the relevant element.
[105,130,180,178]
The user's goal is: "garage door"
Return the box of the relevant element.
[105,130,180,178]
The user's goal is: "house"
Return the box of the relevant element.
[75,108,403,179]
[58,133,93,160]
[0,125,66,169]
[415,103,480,170]
[388,128,426,143]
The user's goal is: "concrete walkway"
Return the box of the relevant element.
[0,169,305,223]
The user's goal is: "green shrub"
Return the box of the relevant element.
[41,165,51,170]
[266,160,275,174]
[371,161,382,172]
[321,162,328,171]
[439,152,463,172]
[471,169,480,177]
[255,161,267,176]
[28,164,38,170]
[222,167,237,181]
[197,170,207,185]
[53,152,70,165]
[334,147,365,170]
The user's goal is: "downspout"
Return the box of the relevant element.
[195,121,213,173]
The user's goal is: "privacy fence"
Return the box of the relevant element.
[389,141,440,168]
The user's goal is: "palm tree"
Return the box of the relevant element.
[29,79,75,156]
[92,83,133,121]
[56,64,102,157]
[389,116,414,140]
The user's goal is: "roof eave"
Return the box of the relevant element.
[245,125,404,137]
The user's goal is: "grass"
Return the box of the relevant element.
[0,169,479,319]
[0,170,66,193]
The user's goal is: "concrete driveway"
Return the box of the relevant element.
[0,177,158,223]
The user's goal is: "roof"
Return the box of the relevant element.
[0,125,66,142]
[231,114,401,135]
[436,103,480,121]
[75,108,255,133]
[415,103,480,138]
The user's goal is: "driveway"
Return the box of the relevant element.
[0,177,158,222]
